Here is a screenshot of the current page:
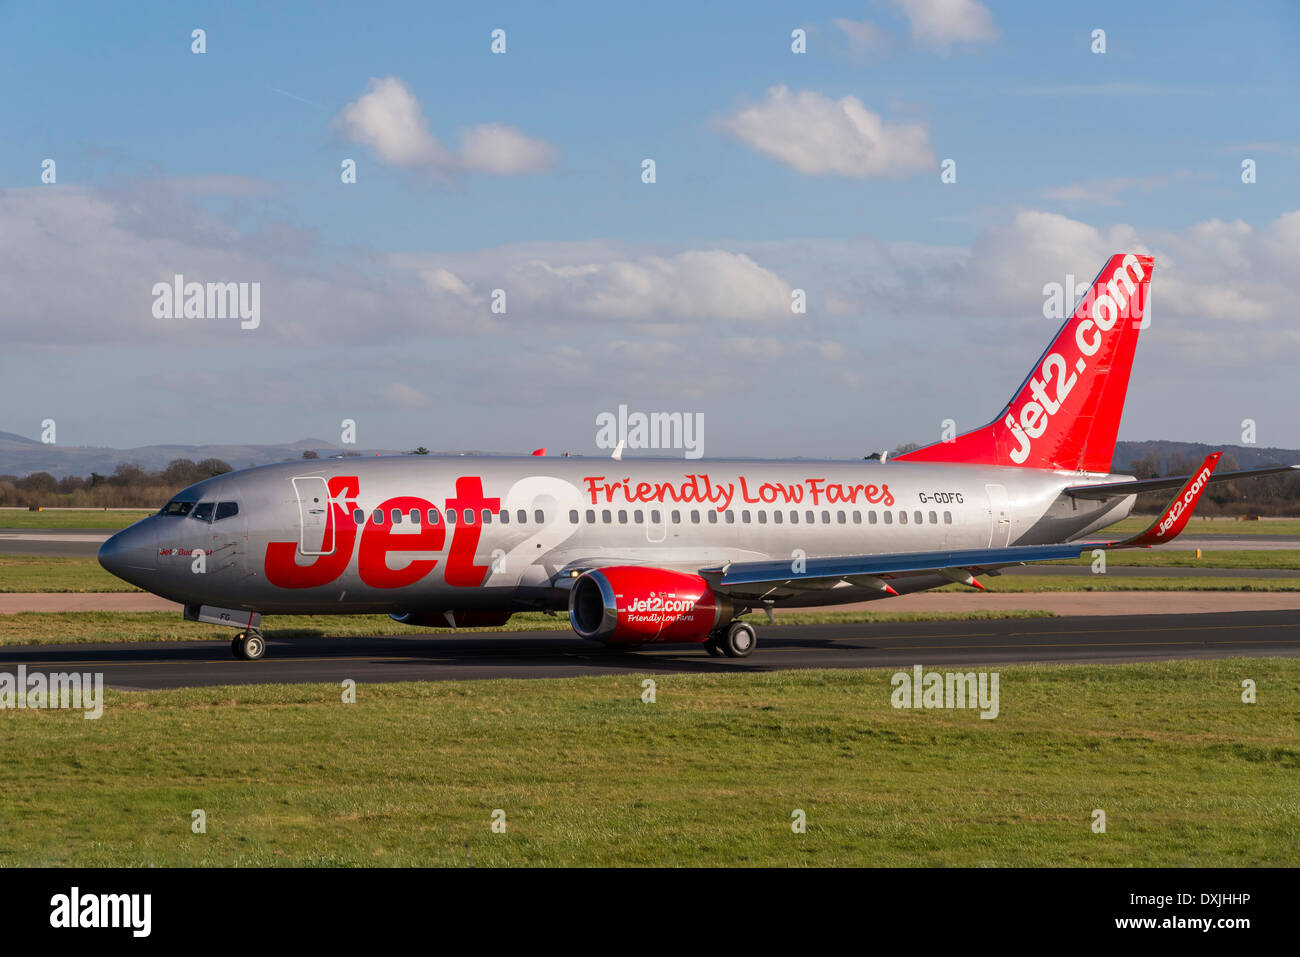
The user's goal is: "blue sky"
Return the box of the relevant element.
[2,0,1298,459]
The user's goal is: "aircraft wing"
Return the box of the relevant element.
[701,453,1225,600]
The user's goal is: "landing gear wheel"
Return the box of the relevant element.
[703,636,726,657]
[719,621,756,658]
[232,630,266,661]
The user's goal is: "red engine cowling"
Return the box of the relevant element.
[390,611,514,628]
[568,566,731,644]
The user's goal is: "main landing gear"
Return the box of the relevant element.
[232,629,266,661]
[704,620,756,658]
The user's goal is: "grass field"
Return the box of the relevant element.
[0,608,1055,645]
[1106,516,1300,536]
[0,509,152,529]
[0,554,141,592]
[1,659,1295,866]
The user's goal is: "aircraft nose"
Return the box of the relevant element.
[98,522,158,585]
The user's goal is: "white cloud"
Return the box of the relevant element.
[719,85,935,179]
[5,182,1300,451]
[333,76,557,175]
[888,0,998,49]
[458,123,558,175]
[1043,173,1194,207]
[394,244,795,324]
[833,18,892,60]
[0,184,434,346]
[334,76,450,168]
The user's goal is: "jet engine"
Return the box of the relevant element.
[568,565,732,644]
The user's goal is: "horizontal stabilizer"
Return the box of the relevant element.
[1065,463,1298,500]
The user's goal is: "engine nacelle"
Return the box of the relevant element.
[390,611,514,628]
[568,566,731,644]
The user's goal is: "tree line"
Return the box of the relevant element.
[0,459,234,509]
[1127,450,1300,516]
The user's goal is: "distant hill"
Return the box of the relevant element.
[0,433,410,478]
[1113,441,1300,473]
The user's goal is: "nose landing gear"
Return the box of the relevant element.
[232,629,266,660]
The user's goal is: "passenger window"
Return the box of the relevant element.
[944,511,953,524]
[409,509,421,525]
[869,511,878,525]
[215,502,239,521]
[479,510,490,524]
[462,509,475,525]
[586,509,596,523]
[371,509,384,526]
[690,510,700,524]
[446,509,456,525]
[742,510,751,523]
[899,511,908,524]
[725,510,735,524]
[852,511,861,524]
[569,510,579,524]
[914,510,923,525]
[353,508,365,525]
[190,502,215,522]
[602,509,612,523]
[758,511,767,524]
[837,510,846,524]
[618,510,628,524]
[805,510,814,524]
[708,511,717,524]
[883,511,893,525]
[821,510,830,524]
[391,509,402,524]
[929,510,938,524]
[790,510,799,524]
[651,509,661,523]
[427,509,440,525]
[634,509,644,523]
[773,510,783,524]
[499,510,508,524]
[517,509,527,524]
[672,510,681,523]
[534,509,544,523]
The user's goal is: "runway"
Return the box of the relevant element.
[2,610,1296,690]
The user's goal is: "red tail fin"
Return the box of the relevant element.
[897,253,1153,473]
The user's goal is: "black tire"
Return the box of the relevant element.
[231,636,242,659]
[704,636,726,657]
[235,632,266,661]
[720,621,756,658]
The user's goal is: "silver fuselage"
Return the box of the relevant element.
[98,456,1134,616]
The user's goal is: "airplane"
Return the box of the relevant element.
[98,253,1296,660]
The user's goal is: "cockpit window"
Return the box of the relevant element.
[214,502,239,521]
[159,499,196,516]
[190,502,215,522]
